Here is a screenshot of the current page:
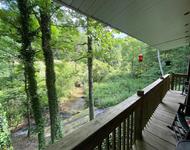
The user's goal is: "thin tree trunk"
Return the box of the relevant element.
[40,7,62,143]
[24,70,31,138]
[17,0,45,149]
[87,18,94,120]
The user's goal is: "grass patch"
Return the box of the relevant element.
[93,71,152,108]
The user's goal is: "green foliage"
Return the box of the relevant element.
[121,37,147,75]
[161,46,190,74]
[93,59,113,82]
[140,46,160,81]
[0,62,26,128]
[55,61,86,100]
[36,61,87,104]
[0,103,12,150]
[93,71,149,108]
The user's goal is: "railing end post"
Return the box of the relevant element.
[137,90,144,97]
[171,73,174,90]
[135,105,143,141]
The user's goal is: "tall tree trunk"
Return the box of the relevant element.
[87,18,95,120]
[24,70,31,138]
[40,6,62,143]
[17,0,45,149]
[25,59,45,149]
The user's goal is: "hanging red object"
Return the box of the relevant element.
[138,54,143,62]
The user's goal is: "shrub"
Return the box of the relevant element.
[0,103,12,150]
[93,71,148,108]
[93,59,112,82]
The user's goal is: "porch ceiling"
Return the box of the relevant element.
[57,0,190,50]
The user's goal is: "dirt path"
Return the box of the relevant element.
[59,87,86,113]
[11,87,109,150]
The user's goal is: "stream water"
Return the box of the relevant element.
[12,97,108,138]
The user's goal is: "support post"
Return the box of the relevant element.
[185,82,190,115]
[135,105,143,140]
[185,58,190,115]
[187,58,190,82]
[157,50,164,76]
[135,91,144,140]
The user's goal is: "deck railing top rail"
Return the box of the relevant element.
[46,74,170,150]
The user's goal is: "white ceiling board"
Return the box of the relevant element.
[154,38,189,50]
[70,0,84,9]
[57,0,190,50]
[84,0,107,17]
[79,0,97,13]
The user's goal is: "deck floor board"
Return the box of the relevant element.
[132,90,186,150]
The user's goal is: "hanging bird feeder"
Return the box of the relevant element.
[165,60,171,66]
[138,54,143,62]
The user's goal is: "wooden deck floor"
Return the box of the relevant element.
[133,90,186,150]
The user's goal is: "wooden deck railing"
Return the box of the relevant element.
[46,74,170,150]
[171,73,188,91]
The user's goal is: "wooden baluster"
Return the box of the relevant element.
[98,142,102,150]
[183,77,186,93]
[127,117,130,150]
[135,105,143,140]
[175,75,177,90]
[106,135,110,150]
[148,99,152,120]
[147,100,150,123]
[181,77,183,90]
[123,120,126,150]
[178,77,181,91]
[118,124,121,150]
[150,97,153,118]
[112,129,116,150]
[130,112,134,148]
[179,76,181,90]
[177,76,179,90]
[183,77,185,87]
[143,101,147,128]
[181,77,184,90]
[179,76,182,90]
